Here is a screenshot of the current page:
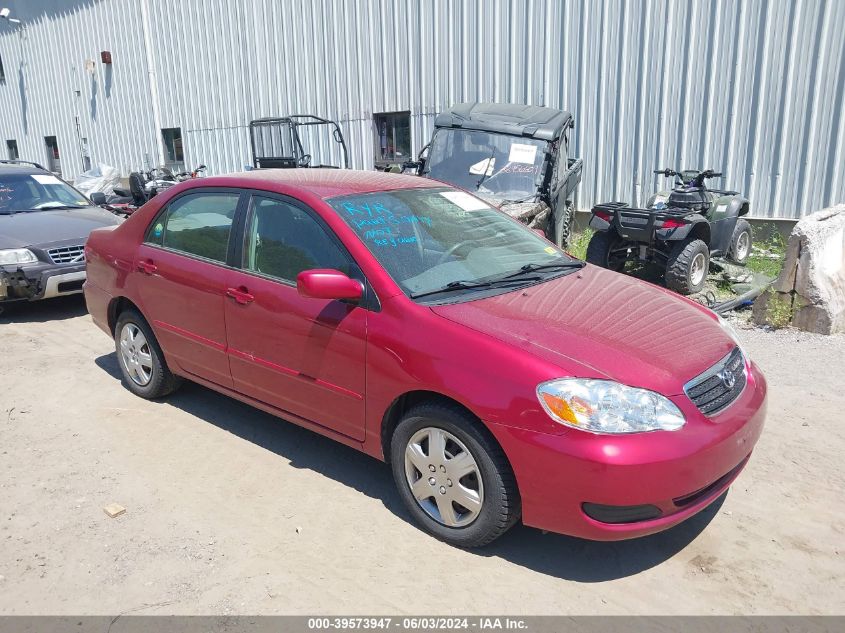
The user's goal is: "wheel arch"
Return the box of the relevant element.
[107,296,144,335]
[665,216,710,245]
[379,390,504,466]
[688,220,711,245]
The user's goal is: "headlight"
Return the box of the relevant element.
[537,378,685,434]
[0,248,38,265]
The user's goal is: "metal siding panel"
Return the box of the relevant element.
[0,0,842,217]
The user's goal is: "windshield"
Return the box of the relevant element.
[0,173,90,214]
[328,187,580,301]
[424,129,546,202]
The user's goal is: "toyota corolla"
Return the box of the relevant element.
[83,169,766,547]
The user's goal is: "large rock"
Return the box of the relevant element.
[753,204,845,333]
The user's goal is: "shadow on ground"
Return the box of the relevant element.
[0,295,88,323]
[95,351,724,582]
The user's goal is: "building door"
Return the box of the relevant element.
[44,136,61,174]
[161,127,184,172]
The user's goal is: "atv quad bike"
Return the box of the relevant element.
[586,169,752,294]
[410,102,583,247]
[249,114,349,169]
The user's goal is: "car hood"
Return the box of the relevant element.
[0,206,121,249]
[430,265,735,396]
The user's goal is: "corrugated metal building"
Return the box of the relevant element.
[0,0,843,219]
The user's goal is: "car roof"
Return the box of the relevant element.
[197,168,444,199]
[0,161,50,176]
[434,102,574,141]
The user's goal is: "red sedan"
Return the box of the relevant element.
[84,169,766,547]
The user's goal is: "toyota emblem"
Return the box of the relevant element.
[718,368,737,390]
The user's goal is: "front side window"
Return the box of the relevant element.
[328,187,578,300]
[243,196,349,283]
[146,192,239,263]
[425,129,545,202]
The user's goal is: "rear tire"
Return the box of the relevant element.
[114,309,181,399]
[728,219,752,264]
[390,402,520,548]
[585,230,627,272]
[665,239,710,294]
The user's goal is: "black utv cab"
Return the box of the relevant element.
[411,102,583,247]
[249,115,349,169]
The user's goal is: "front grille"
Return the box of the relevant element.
[47,245,85,264]
[684,347,747,416]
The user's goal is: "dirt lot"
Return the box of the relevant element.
[1,296,843,615]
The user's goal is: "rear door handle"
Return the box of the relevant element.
[226,286,254,305]
[137,259,157,275]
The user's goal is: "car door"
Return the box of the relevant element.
[223,193,367,441]
[135,189,243,388]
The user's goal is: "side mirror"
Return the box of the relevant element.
[89,192,107,206]
[297,269,363,302]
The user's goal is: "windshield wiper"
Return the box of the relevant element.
[28,203,88,210]
[409,275,543,300]
[501,260,585,279]
[475,144,498,191]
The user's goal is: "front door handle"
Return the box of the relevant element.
[226,286,254,305]
[137,259,157,275]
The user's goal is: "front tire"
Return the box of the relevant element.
[390,402,520,548]
[728,219,752,264]
[665,238,710,294]
[551,200,575,248]
[115,309,181,399]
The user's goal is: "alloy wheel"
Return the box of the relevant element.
[690,252,707,287]
[736,231,750,260]
[404,427,484,528]
[119,323,153,386]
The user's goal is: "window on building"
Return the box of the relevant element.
[146,192,239,263]
[44,136,61,174]
[244,196,349,282]
[373,111,411,167]
[6,140,18,160]
[161,127,184,168]
[0,54,6,84]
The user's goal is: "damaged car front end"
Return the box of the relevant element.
[0,241,88,302]
[1,162,121,304]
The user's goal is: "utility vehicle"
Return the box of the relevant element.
[586,169,752,294]
[249,114,349,169]
[410,102,583,247]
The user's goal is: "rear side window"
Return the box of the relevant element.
[146,192,239,263]
[243,196,349,282]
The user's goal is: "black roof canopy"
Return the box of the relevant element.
[433,102,574,141]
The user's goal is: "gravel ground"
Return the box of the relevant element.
[0,296,843,615]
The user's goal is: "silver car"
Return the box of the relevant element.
[0,160,121,303]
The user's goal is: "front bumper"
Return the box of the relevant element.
[0,262,87,301]
[488,361,768,540]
